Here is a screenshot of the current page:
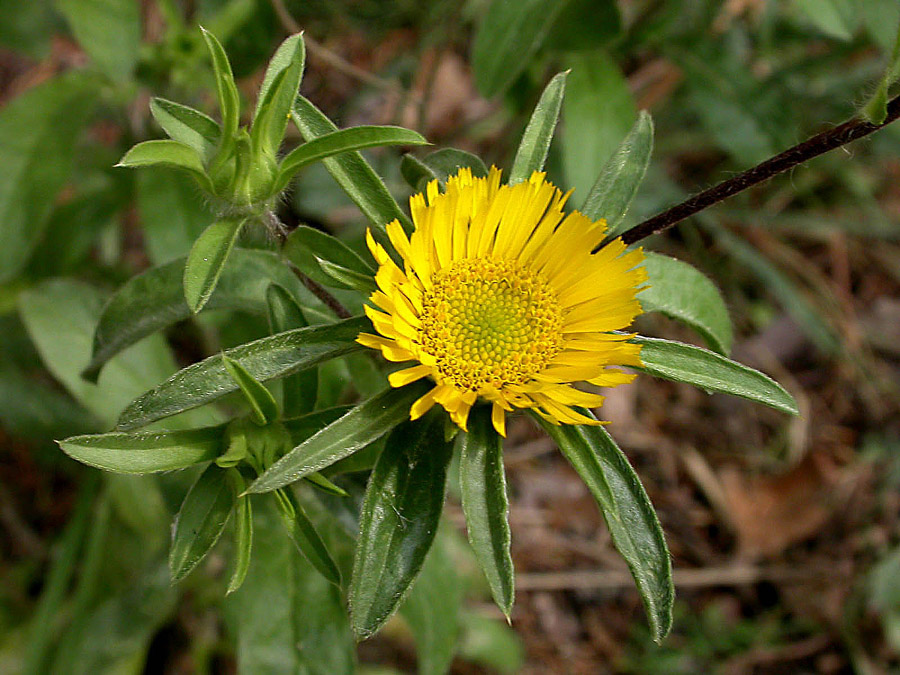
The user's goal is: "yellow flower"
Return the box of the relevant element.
[357,167,647,437]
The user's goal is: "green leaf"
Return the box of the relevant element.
[274,487,341,586]
[183,218,247,313]
[170,463,236,582]
[56,0,140,81]
[472,0,567,97]
[83,250,311,381]
[149,98,221,161]
[222,354,280,424]
[304,472,350,497]
[0,73,97,283]
[633,336,799,415]
[862,17,900,124]
[247,383,429,494]
[458,613,525,675]
[861,0,900,53]
[536,414,674,642]
[23,475,98,675]
[291,96,412,241]
[18,280,210,429]
[315,259,379,294]
[283,225,375,291]
[136,168,213,266]
[349,414,454,639]
[276,125,428,193]
[400,532,462,675]
[117,140,214,191]
[459,407,514,618]
[227,473,253,594]
[582,110,654,234]
[117,139,206,173]
[400,148,489,193]
[562,50,637,206]
[543,0,622,51]
[266,285,318,417]
[59,425,225,474]
[117,316,369,430]
[224,498,354,675]
[252,33,305,158]
[200,26,241,140]
[638,253,733,355]
[793,0,855,40]
[509,71,568,185]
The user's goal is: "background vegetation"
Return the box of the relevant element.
[0,0,898,672]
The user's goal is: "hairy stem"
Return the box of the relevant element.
[622,94,900,245]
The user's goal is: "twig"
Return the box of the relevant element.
[265,210,353,319]
[622,94,900,245]
[297,272,352,319]
[269,0,406,95]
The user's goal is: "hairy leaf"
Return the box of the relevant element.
[634,336,799,415]
[247,383,429,494]
[117,316,368,430]
[350,415,454,639]
[537,415,674,642]
[509,71,568,185]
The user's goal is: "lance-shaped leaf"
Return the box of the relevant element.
[400,148,488,193]
[183,218,247,313]
[562,50,636,204]
[116,140,214,192]
[291,97,412,240]
[284,225,375,291]
[459,406,514,618]
[57,0,140,82]
[349,414,454,639]
[274,487,341,586]
[315,259,378,294]
[633,336,799,415]
[275,125,427,193]
[170,463,236,582]
[536,414,674,643]
[247,383,429,494]
[638,253,733,355]
[267,285,318,417]
[200,27,240,141]
[223,355,280,424]
[0,73,98,283]
[83,250,310,381]
[472,0,566,97]
[252,33,305,158]
[59,425,226,474]
[117,316,369,430]
[582,110,653,235]
[509,71,568,185]
[227,471,253,594]
[150,97,221,161]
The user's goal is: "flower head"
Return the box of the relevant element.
[358,167,647,436]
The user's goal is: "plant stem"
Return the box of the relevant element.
[297,273,352,319]
[622,94,900,245]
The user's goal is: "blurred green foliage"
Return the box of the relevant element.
[0,0,898,672]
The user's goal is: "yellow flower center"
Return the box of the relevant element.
[418,257,563,391]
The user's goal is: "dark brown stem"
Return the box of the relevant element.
[622,94,900,246]
[266,210,353,319]
[297,271,352,319]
